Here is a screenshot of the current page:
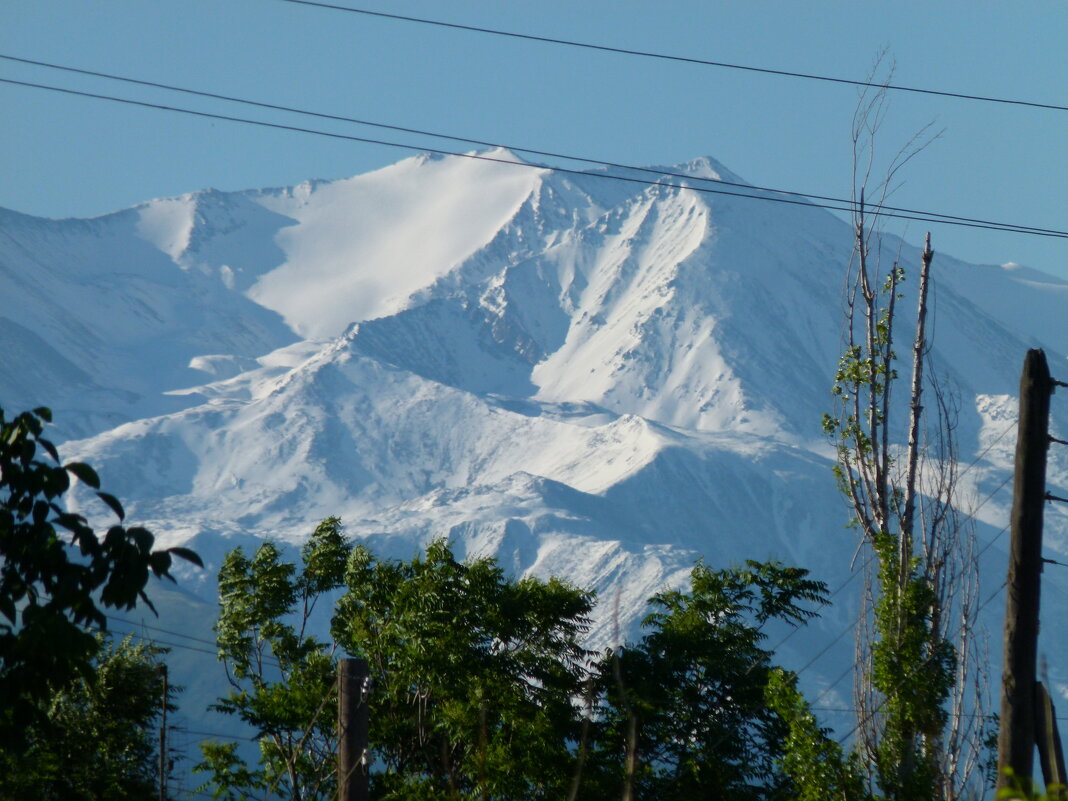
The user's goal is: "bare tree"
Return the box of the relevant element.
[825,65,989,801]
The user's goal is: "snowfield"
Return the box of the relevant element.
[2,149,1066,736]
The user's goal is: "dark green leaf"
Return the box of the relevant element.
[0,407,182,752]
[76,529,101,557]
[137,589,158,617]
[40,438,59,463]
[167,546,204,568]
[64,462,101,489]
[96,491,125,521]
[128,526,154,553]
[0,595,15,624]
[149,550,172,577]
[52,511,89,534]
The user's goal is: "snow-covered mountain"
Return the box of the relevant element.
[3,149,1066,737]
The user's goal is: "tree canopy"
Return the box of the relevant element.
[0,633,174,800]
[196,519,834,801]
[0,405,201,748]
[583,560,829,801]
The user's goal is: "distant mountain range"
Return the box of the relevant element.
[2,149,1066,747]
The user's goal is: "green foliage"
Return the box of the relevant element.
[868,534,955,799]
[997,769,1068,801]
[580,561,829,801]
[764,667,871,801]
[333,537,595,800]
[197,517,348,801]
[822,254,966,799]
[0,406,201,749]
[0,633,173,800]
[200,528,595,800]
[201,522,839,800]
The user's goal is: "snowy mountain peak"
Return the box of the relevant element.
[665,155,731,182]
[2,150,1066,689]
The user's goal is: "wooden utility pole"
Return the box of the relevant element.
[1036,682,1067,792]
[158,663,168,801]
[997,349,1054,790]
[338,658,370,801]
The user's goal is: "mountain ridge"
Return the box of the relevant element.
[2,150,1066,722]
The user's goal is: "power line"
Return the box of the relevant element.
[788,468,1015,679]
[816,541,1012,744]
[114,632,221,659]
[106,614,222,651]
[3,76,1067,241]
[961,421,1017,482]
[3,53,1062,238]
[103,620,285,670]
[770,468,1018,742]
[28,590,231,662]
[760,563,865,670]
[791,615,856,679]
[811,661,856,710]
[62,606,286,669]
[273,1,1068,114]
[172,726,259,743]
[696,428,1020,757]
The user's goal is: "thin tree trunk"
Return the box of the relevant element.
[901,234,934,568]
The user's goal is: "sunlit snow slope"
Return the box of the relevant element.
[2,150,1066,719]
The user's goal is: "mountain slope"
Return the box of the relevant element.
[2,150,1066,724]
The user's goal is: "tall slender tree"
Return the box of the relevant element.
[822,74,989,800]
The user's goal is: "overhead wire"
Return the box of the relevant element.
[4,26,1060,757]
[818,523,1013,745]
[812,706,1068,724]
[3,75,1067,241]
[29,597,287,669]
[172,725,259,743]
[99,609,287,667]
[765,418,1013,670]
[273,1,1068,114]
[105,613,223,651]
[2,53,1063,238]
[811,661,857,710]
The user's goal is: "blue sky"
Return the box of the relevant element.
[2,1,1066,278]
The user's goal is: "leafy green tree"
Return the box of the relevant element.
[580,560,829,801]
[0,633,174,800]
[197,517,348,801]
[200,522,838,800]
[764,667,872,801]
[0,406,201,749]
[823,204,987,798]
[199,527,594,801]
[820,81,990,799]
[333,538,595,800]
